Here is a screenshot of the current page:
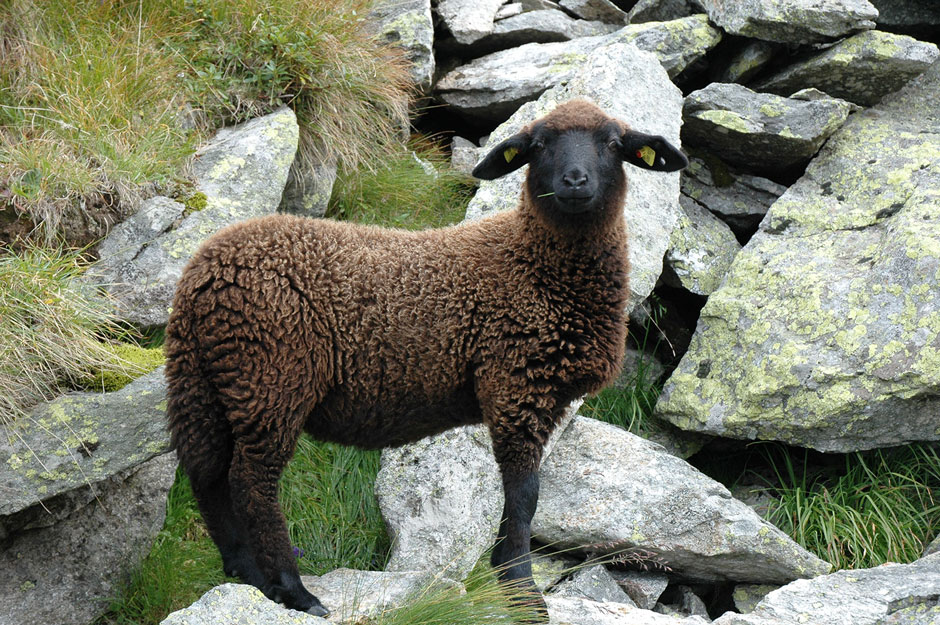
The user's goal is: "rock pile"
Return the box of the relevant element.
[5,1,938,624]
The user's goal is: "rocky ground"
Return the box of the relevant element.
[2,0,940,624]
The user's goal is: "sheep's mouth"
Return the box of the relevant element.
[554,193,597,213]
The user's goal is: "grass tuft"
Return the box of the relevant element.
[328,137,474,230]
[1,0,413,243]
[0,243,145,425]
[746,443,940,570]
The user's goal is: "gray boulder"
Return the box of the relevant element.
[465,42,685,314]
[550,565,637,606]
[161,584,328,625]
[682,83,854,175]
[664,195,741,297]
[369,0,434,92]
[374,425,503,580]
[531,416,831,584]
[437,0,506,45]
[1,368,174,625]
[870,0,940,39]
[755,30,939,107]
[300,569,463,622]
[713,554,940,625]
[610,571,669,610]
[546,596,710,625]
[437,15,722,121]
[657,61,940,452]
[558,0,627,23]
[375,403,579,580]
[466,9,619,53]
[627,0,694,24]
[680,156,787,238]
[732,584,778,614]
[93,107,298,327]
[696,0,878,44]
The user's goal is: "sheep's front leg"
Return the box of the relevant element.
[489,440,549,622]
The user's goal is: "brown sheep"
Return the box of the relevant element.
[165,99,687,619]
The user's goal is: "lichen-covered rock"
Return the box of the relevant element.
[437,15,721,121]
[680,157,787,238]
[464,42,684,314]
[657,61,940,452]
[664,195,741,296]
[558,0,627,23]
[300,569,463,622]
[713,554,940,625]
[715,40,776,84]
[696,0,878,44]
[550,565,636,606]
[161,584,328,625]
[682,83,853,175]
[755,30,939,107]
[1,367,170,523]
[870,0,940,39]
[278,152,337,219]
[93,107,298,327]
[369,0,434,92]
[546,595,711,625]
[95,196,185,264]
[3,452,175,625]
[531,417,832,584]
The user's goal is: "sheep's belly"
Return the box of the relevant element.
[305,384,482,450]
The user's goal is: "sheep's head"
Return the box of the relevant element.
[473,100,687,218]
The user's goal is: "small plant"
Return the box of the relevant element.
[747,443,940,570]
[0,244,142,425]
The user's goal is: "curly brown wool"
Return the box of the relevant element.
[165,99,688,619]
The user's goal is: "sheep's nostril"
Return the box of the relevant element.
[562,169,588,188]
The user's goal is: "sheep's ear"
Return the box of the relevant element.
[472,133,532,180]
[620,130,688,172]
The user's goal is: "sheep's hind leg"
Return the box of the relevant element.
[228,422,328,617]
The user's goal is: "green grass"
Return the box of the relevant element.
[737,443,940,570]
[0,244,147,424]
[328,137,474,230]
[282,436,390,575]
[1,0,412,243]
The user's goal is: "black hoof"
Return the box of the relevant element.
[306,602,330,618]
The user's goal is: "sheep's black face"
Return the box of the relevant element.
[526,125,625,215]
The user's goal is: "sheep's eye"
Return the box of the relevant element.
[607,139,620,151]
[531,140,545,151]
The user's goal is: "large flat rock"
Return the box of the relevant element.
[532,417,831,584]
[657,61,940,452]
[696,0,878,44]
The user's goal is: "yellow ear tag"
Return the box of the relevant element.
[638,145,656,167]
[503,147,519,163]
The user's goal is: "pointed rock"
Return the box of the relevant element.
[531,417,832,584]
